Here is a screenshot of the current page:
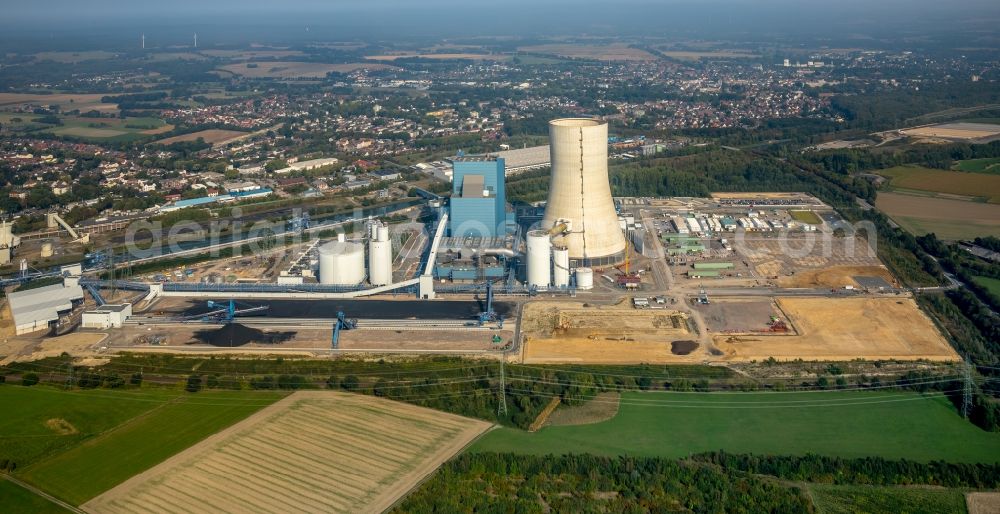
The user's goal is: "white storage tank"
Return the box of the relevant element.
[552,246,570,288]
[526,230,551,289]
[318,240,365,285]
[369,224,393,286]
[575,267,594,290]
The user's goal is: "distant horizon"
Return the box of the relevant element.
[3,0,999,45]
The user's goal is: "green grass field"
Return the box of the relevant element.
[472,391,1000,463]
[39,116,168,142]
[972,275,1000,297]
[954,157,1000,174]
[0,386,179,468]
[808,484,967,514]
[789,210,823,224]
[0,386,283,506]
[0,479,69,514]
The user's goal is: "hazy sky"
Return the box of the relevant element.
[3,0,999,43]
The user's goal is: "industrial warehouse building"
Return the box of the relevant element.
[8,283,84,335]
[449,156,510,238]
[82,303,133,329]
[476,145,550,174]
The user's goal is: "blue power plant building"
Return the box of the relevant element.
[449,156,509,237]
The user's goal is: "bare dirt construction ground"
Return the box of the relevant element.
[777,265,898,289]
[876,192,1000,240]
[699,298,788,333]
[517,44,658,61]
[153,129,248,145]
[0,332,107,366]
[966,492,1000,514]
[217,61,396,79]
[737,236,880,280]
[714,297,959,362]
[521,301,703,364]
[546,392,621,427]
[711,192,819,202]
[83,391,491,514]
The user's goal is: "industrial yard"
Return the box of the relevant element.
[0,120,960,370]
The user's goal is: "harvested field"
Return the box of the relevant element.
[34,51,116,63]
[899,122,1000,141]
[83,391,491,514]
[217,61,395,79]
[521,301,698,364]
[777,265,898,289]
[517,44,657,61]
[365,53,508,61]
[876,192,1000,239]
[714,297,959,362]
[153,129,247,145]
[967,492,1000,514]
[199,49,304,59]
[658,50,759,60]
[877,165,1000,202]
[546,392,621,427]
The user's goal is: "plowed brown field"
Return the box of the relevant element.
[83,391,491,514]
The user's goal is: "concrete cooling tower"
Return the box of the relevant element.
[542,118,626,267]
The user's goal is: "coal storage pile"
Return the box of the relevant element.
[192,323,296,347]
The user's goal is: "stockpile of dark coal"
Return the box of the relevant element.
[192,323,295,347]
[671,340,699,355]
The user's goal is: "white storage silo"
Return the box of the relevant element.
[575,267,594,290]
[552,246,570,288]
[318,240,365,285]
[369,224,393,286]
[41,242,54,258]
[526,230,551,289]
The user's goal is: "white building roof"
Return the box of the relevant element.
[9,283,84,328]
[474,145,551,174]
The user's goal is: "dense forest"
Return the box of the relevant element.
[395,452,1000,513]
[691,452,1000,488]
[394,453,814,513]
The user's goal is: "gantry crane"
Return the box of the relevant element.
[332,311,357,350]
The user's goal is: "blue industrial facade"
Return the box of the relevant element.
[449,157,508,237]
